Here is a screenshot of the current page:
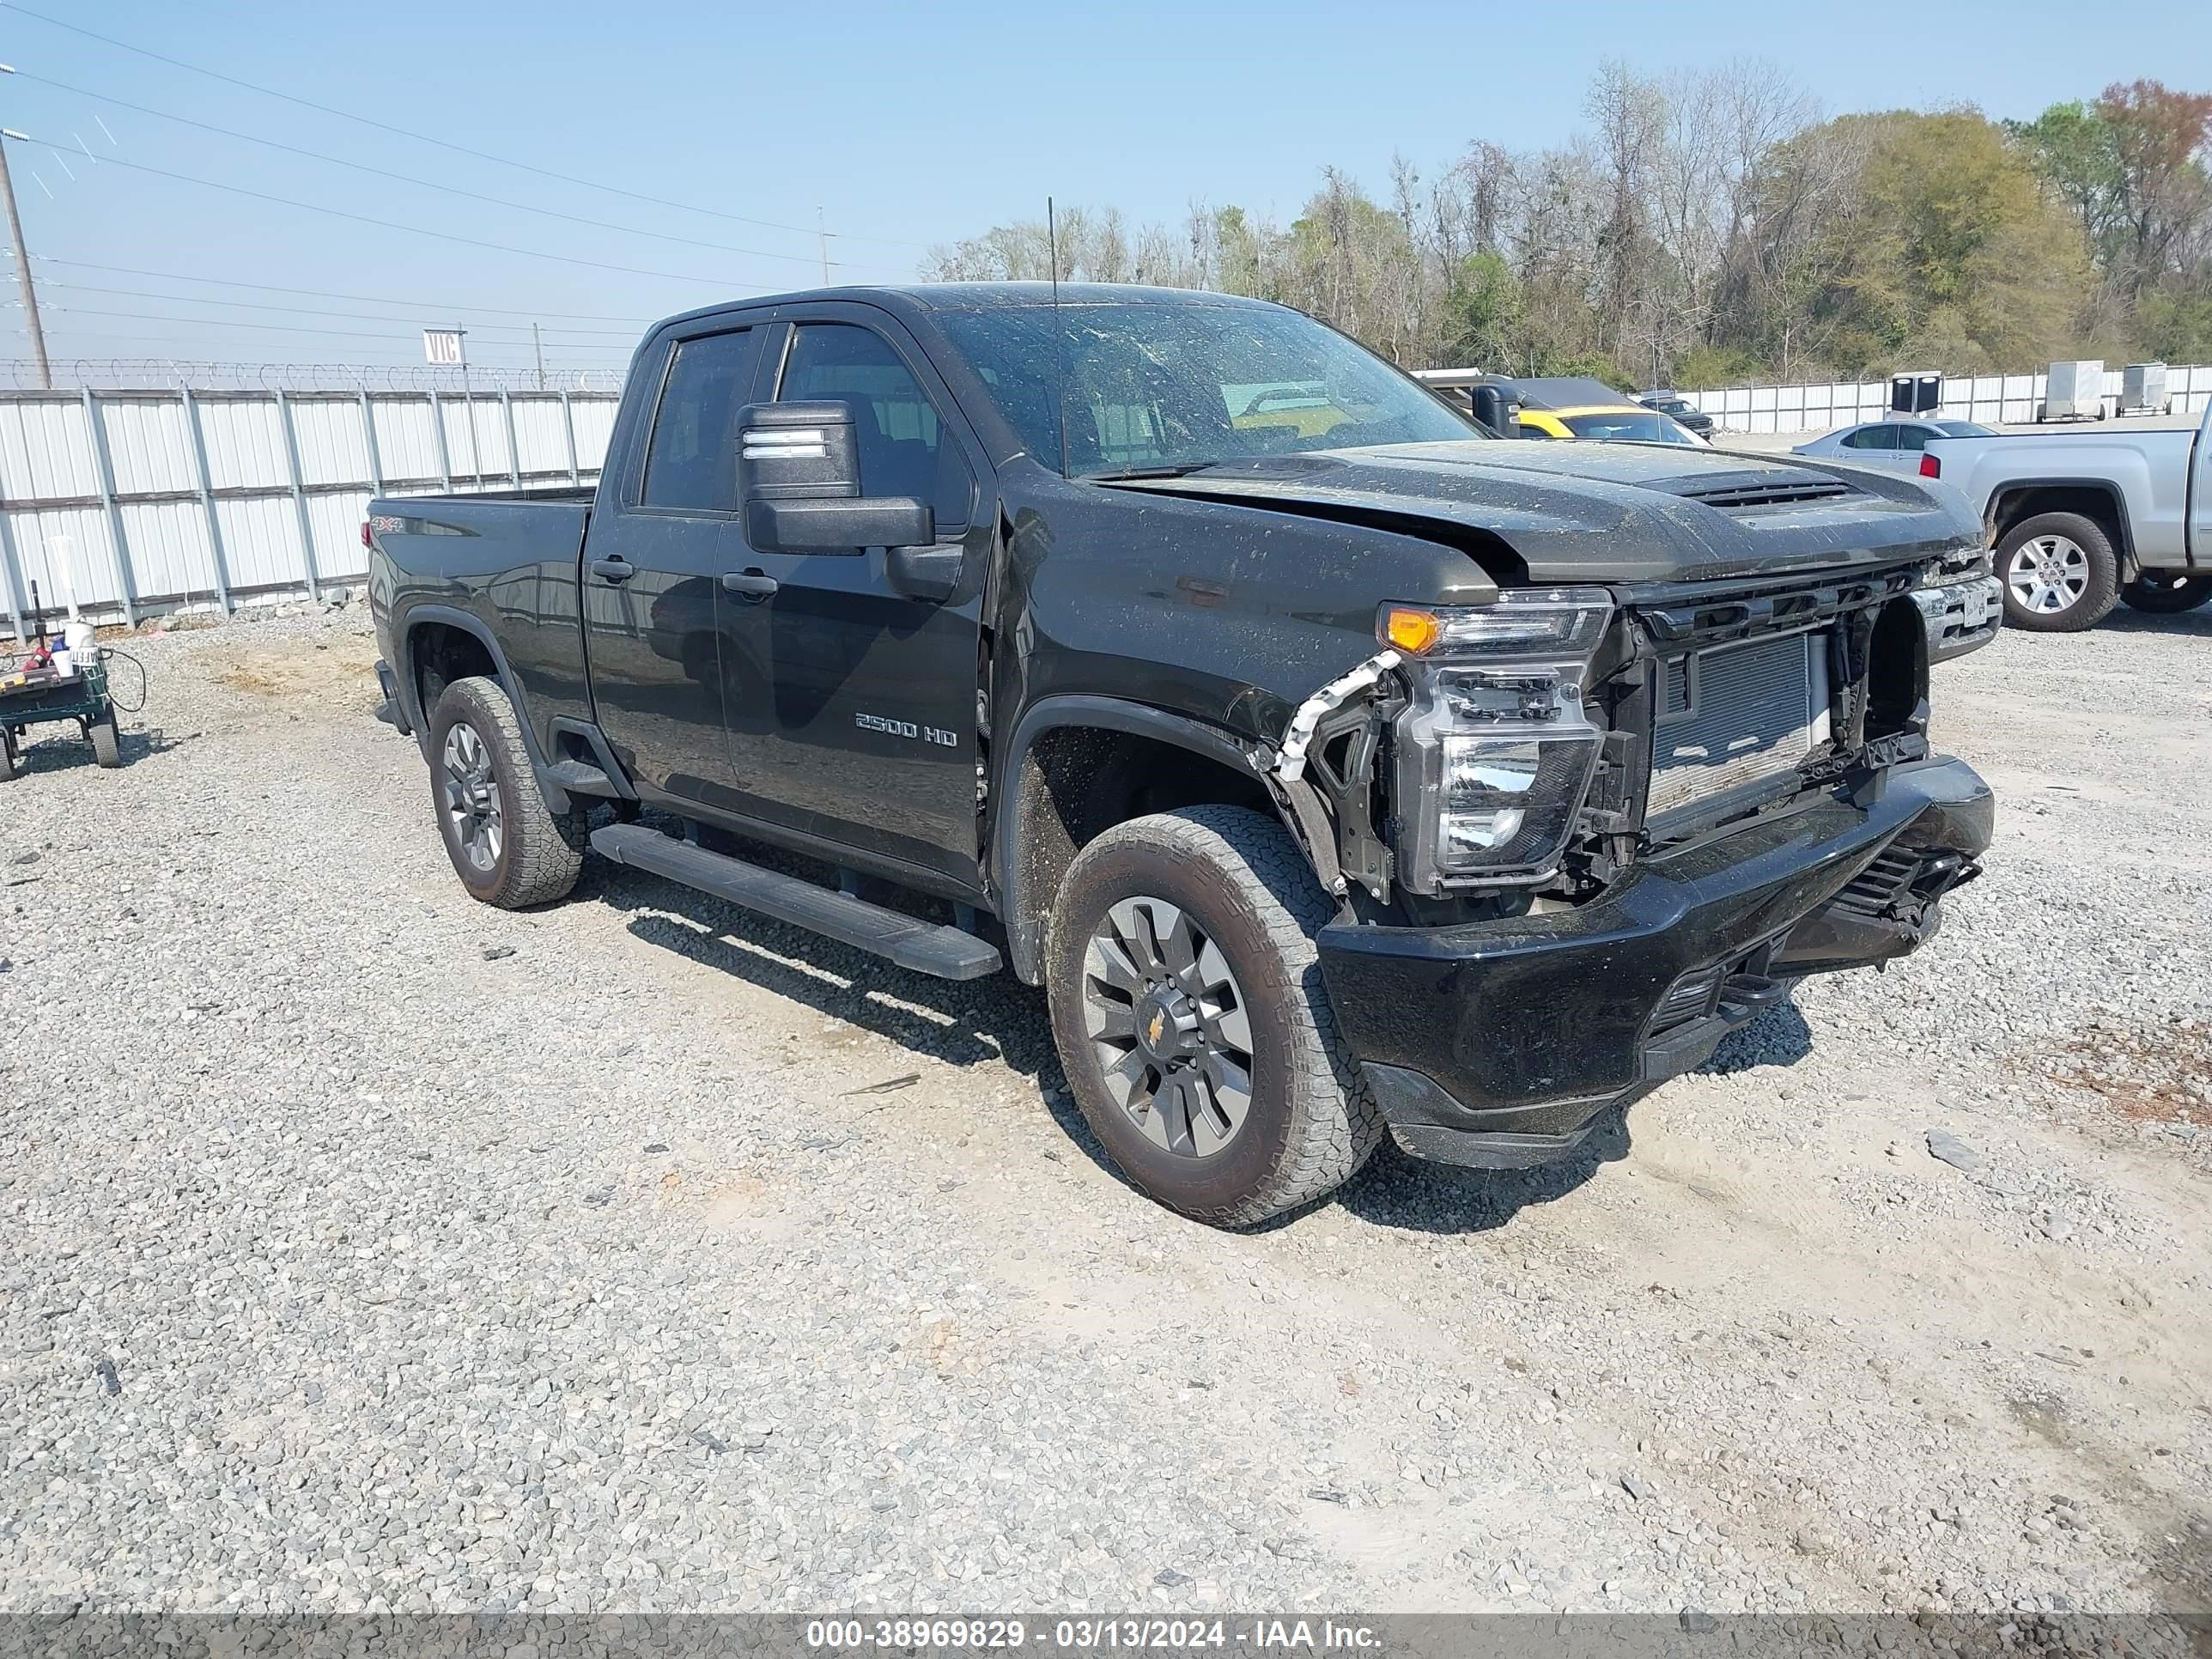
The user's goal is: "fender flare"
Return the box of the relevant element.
[1987,478,2137,576]
[397,604,567,806]
[992,695,1287,985]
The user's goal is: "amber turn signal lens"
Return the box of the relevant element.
[1382,606,1442,655]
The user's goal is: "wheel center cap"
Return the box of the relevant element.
[1133,988,1200,1064]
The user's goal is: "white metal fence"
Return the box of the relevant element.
[0,387,622,641]
[1685,364,2212,434]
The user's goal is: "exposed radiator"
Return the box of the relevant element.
[1648,631,1825,818]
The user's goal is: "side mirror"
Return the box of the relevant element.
[1468,386,1524,436]
[736,399,934,553]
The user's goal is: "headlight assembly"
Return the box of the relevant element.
[1383,590,1613,894]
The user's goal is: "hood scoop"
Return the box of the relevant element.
[1654,471,1862,512]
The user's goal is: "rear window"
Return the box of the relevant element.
[1936,421,1996,437]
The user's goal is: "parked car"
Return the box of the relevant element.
[1637,391,1716,439]
[1795,419,1998,473]
[1512,377,1705,445]
[367,283,1997,1226]
[1921,399,2212,629]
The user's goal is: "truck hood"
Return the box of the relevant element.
[1101,440,1980,584]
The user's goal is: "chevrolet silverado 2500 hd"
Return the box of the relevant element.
[367,284,1999,1226]
[1921,398,2212,630]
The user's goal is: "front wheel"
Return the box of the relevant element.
[2119,573,2212,615]
[426,675,586,908]
[1045,805,1382,1228]
[1996,512,2119,633]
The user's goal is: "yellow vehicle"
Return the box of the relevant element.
[1511,377,1705,445]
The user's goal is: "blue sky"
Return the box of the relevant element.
[3,0,2207,373]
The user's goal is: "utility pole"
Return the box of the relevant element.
[532,321,545,392]
[0,125,52,390]
[817,205,832,287]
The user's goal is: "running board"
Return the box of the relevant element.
[590,823,1001,981]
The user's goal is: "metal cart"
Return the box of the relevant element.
[0,656,120,780]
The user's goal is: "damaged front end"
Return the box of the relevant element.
[1270,556,1997,1172]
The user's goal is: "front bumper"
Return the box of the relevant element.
[1320,757,1993,1170]
[1916,574,2002,663]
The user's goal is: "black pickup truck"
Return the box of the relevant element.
[368,283,1998,1226]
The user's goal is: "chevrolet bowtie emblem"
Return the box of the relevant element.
[1147,1011,1166,1047]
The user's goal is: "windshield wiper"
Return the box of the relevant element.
[1083,463,1221,482]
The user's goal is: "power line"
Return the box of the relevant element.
[35,280,645,337]
[7,136,793,291]
[23,257,662,323]
[3,3,930,249]
[11,70,840,270]
[37,301,633,345]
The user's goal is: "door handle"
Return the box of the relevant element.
[589,556,635,584]
[721,568,780,599]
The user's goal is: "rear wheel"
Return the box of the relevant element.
[2119,572,2212,615]
[1,727,16,781]
[1045,805,1382,1228]
[426,675,586,908]
[1996,512,2119,632]
[88,709,120,769]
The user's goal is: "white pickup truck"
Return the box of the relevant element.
[1921,399,2212,632]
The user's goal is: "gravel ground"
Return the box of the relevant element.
[2,599,2208,1620]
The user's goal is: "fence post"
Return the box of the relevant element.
[82,387,139,628]
[0,505,27,641]
[180,388,234,615]
[358,391,385,494]
[559,390,580,486]
[276,392,322,603]
[501,389,522,488]
[428,390,453,490]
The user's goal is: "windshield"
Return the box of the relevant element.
[1561,410,1698,443]
[934,301,1482,478]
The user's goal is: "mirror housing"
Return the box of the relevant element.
[736,399,935,553]
[1468,385,1523,436]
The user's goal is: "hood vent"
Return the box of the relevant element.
[1658,471,1861,512]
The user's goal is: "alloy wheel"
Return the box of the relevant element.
[441,720,503,872]
[1080,896,1255,1159]
[2005,535,2089,615]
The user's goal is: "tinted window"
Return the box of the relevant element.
[1841,425,1897,451]
[1893,425,1935,451]
[1562,410,1686,442]
[641,330,754,510]
[1936,421,1996,437]
[935,301,1480,478]
[779,324,973,529]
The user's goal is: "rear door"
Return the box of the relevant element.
[719,310,988,886]
[581,323,767,806]
[1839,422,1905,469]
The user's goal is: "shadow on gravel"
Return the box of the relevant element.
[3,726,175,776]
[1697,1000,1815,1074]
[1328,1112,1627,1236]
[2094,606,2212,640]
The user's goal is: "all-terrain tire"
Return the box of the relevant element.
[2118,573,2212,615]
[1045,805,1383,1228]
[88,710,120,769]
[426,675,586,908]
[1995,511,2120,633]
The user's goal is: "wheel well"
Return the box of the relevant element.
[1989,486,2131,569]
[1006,725,1279,984]
[406,620,499,714]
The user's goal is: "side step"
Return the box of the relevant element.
[590,823,1002,981]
